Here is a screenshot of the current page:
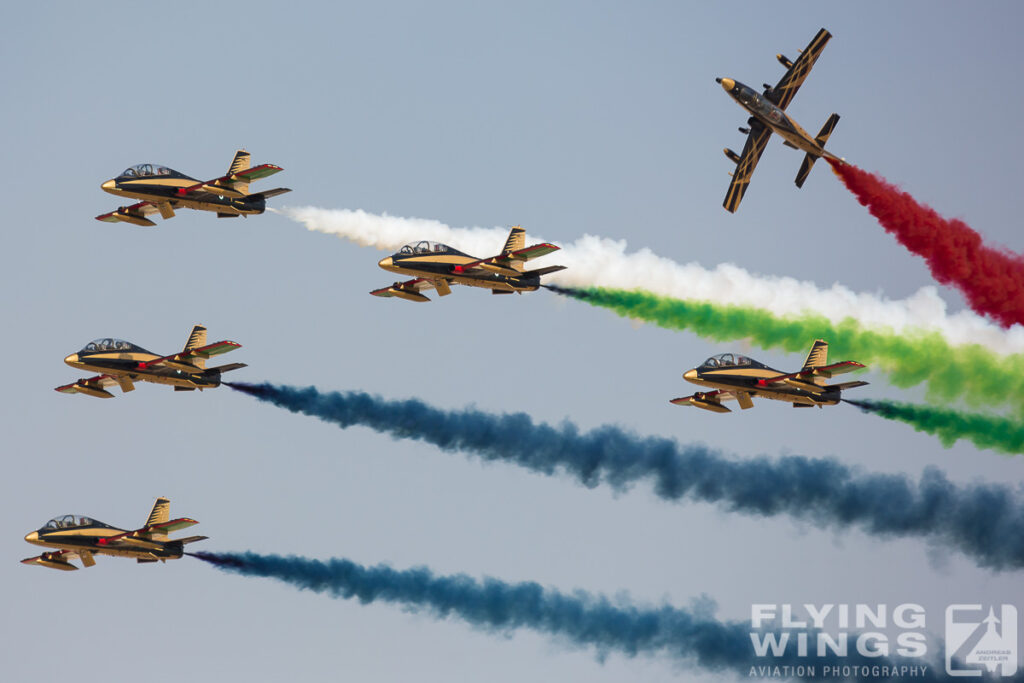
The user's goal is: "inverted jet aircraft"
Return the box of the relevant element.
[56,325,245,398]
[371,225,566,302]
[671,339,867,413]
[96,149,290,226]
[717,28,842,212]
[22,498,206,571]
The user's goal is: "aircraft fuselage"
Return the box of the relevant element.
[683,366,842,407]
[24,525,186,562]
[718,78,840,161]
[64,349,221,390]
[102,174,266,216]
[378,254,543,293]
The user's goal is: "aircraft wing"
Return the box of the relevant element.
[141,517,199,536]
[21,549,89,571]
[139,341,242,373]
[670,390,737,413]
[371,278,441,303]
[456,243,563,277]
[94,518,200,550]
[723,121,772,213]
[767,28,831,110]
[177,164,286,200]
[504,243,561,262]
[761,360,866,385]
[96,201,164,227]
[55,374,120,398]
[756,361,866,394]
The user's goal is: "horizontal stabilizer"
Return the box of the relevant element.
[829,380,869,391]
[795,152,819,188]
[206,362,247,374]
[814,113,840,146]
[175,535,209,545]
[252,187,292,200]
[522,265,567,278]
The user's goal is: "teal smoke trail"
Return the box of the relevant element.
[190,551,953,681]
[225,382,1024,571]
[845,399,1024,455]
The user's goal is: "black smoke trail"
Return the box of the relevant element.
[225,382,1024,571]
[191,550,955,681]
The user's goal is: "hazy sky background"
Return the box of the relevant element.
[3,3,1023,681]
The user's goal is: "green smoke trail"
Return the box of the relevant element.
[845,399,1024,455]
[546,285,1024,414]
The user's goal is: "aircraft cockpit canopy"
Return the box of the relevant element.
[43,514,109,530]
[701,353,755,369]
[398,240,452,256]
[80,338,150,354]
[119,163,176,178]
[734,85,779,119]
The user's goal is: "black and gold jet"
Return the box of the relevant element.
[671,339,867,413]
[371,226,566,302]
[22,498,206,571]
[717,28,841,212]
[55,325,245,398]
[96,149,290,226]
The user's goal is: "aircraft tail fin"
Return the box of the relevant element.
[145,497,171,535]
[227,150,252,195]
[183,325,208,369]
[801,339,829,382]
[795,113,839,188]
[502,225,526,255]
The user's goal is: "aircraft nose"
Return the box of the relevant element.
[64,353,79,366]
[24,531,38,543]
[718,77,735,91]
[378,256,394,269]
[683,369,698,381]
[101,179,116,191]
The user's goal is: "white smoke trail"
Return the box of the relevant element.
[279,206,1024,354]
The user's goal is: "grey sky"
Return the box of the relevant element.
[3,3,1023,681]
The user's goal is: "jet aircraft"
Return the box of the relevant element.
[96,149,290,226]
[671,339,867,413]
[717,28,841,212]
[371,225,566,302]
[22,498,206,571]
[56,325,245,398]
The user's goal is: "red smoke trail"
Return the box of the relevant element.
[828,159,1024,328]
